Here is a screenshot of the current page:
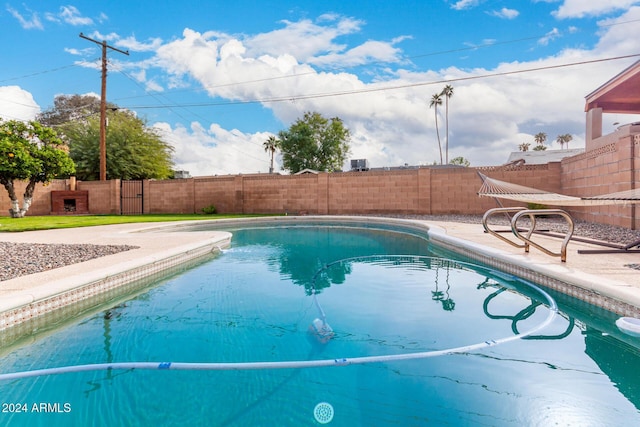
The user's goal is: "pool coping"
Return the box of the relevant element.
[1,215,639,335]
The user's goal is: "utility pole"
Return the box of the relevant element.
[79,33,129,181]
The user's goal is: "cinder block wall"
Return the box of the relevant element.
[1,132,638,230]
[152,164,559,216]
[561,135,640,228]
[77,180,120,215]
[193,176,238,214]
[241,174,320,214]
[147,179,195,214]
[327,169,420,214]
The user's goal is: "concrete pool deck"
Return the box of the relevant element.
[0,216,639,332]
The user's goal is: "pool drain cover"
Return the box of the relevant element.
[314,402,334,424]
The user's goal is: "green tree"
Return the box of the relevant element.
[277,111,351,173]
[429,93,443,164]
[61,109,174,180]
[449,156,470,167]
[263,135,278,174]
[441,84,454,164]
[0,119,76,217]
[37,94,116,127]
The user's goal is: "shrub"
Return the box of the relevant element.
[201,204,217,214]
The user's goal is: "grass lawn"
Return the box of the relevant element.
[0,214,271,232]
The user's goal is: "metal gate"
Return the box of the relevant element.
[120,180,144,215]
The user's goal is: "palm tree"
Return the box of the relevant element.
[429,93,443,164]
[534,132,547,145]
[263,135,278,174]
[441,85,454,164]
[563,134,573,149]
[556,133,573,150]
[534,132,547,150]
[519,142,530,152]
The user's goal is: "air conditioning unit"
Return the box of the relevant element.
[350,159,369,171]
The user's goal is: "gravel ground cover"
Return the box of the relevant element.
[0,243,138,281]
[372,214,640,246]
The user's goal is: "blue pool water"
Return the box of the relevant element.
[1,225,640,426]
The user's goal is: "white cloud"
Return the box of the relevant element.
[592,7,640,55]
[155,29,218,76]
[83,31,120,43]
[245,16,364,62]
[59,5,93,26]
[5,9,639,176]
[116,36,163,52]
[553,0,640,18]
[488,8,520,19]
[64,47,94,56]
[538,28,561,45]
[309,39,404,68]
[144,79,164,93]
[6,5,43,30]
[128,9,640,174]
[44,5,95,26]
[153,122,273,176]
[0,87,40,121]
[451,0,481,11]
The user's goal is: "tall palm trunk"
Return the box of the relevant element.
[444,98,449,164]
[441,85,453,165]
[434,107,443,165]
[269,149,274,174]
[430,93,444,165]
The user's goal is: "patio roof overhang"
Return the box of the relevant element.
[585,60,640,114]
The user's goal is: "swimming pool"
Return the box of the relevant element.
[1,223,640,426]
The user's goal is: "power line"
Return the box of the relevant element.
[122,52,640,110]
[110,64,195,123]
[406,17,640,61]
[112,17,640,104]
[0,64,81,84]
[109,63,270,162]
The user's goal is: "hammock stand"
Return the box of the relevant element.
[477,172,640,258]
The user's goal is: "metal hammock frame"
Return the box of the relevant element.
[477,172,640,255]
[477,172,640,207]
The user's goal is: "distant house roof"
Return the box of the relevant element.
[506,149,584,165]
[585,60,640,114]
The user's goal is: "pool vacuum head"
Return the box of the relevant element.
[309,318,334,343]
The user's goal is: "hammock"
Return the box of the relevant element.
[477,173,640,207]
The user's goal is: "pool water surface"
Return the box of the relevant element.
[1,225,640,426]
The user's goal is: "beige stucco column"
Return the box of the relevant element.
[585,107,603,150]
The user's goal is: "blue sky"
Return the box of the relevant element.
[1,1,639,176]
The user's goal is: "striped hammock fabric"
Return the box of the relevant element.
[477,173,640,206]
